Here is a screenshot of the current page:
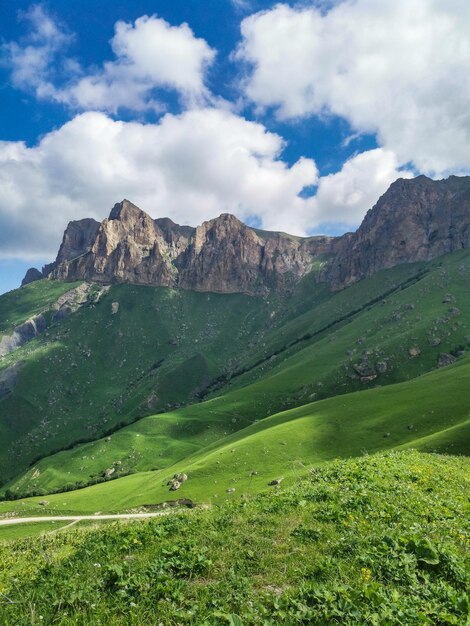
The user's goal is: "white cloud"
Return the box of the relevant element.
[3,5,72,95]
[0,109,319,259]
[230,0,254,12]
[3,9,216,113]
[0,108,410,260]
[237,0,470,176]
[311,148,413,228]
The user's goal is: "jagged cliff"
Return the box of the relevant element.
[23,175,470,294]
[41,200,337,294]
[329,175,470,288]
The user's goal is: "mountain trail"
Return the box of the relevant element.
[0,511,184,527]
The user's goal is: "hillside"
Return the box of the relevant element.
[0,175,469,560]
[1,451,468,625]
[0,348,468,516]
[0,283,281,482]
[1,247,469,500]
[3,2,470,621]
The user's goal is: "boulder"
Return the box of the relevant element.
[173,473,188,483]
[437,353,457,368]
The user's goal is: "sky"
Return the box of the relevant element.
[1,0,470,294]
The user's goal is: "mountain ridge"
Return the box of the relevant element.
[22,174,470,293]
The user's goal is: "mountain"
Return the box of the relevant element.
[41,200,337,295]
[0,173,469,544]
[22,174,470,294]
[329,174,470,287]
[2,243,469,494]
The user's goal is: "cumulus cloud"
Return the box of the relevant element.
[0,107,409,260]
[3,4,72,96]
[237,0,470,175]
[0,2,418,263]
[311,148,413,229]
[0,109,319,259]
[3,8,216,112]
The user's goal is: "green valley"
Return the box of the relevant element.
[0,180,469,624]
[1,249,469,504]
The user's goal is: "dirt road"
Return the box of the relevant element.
[0,512,173,526]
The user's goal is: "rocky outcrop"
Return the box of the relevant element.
[177,214,333,293]
[0,315,47,357]
[328,175,470,288]
[56,218,101,265]
[49,201,195,288]
[31,175,470,295]
[0,362,23,400]
[0,283,102,358]
[21,268,43,286]
[44,200,337,294]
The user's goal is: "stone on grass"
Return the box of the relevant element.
[437,353,457,368]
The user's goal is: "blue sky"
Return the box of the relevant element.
[1,0,469,293]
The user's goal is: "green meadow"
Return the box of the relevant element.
[0,451,468,625]
[0,248,469,625]
[2,249,469,504]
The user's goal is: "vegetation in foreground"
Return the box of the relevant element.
[0,451,468,625]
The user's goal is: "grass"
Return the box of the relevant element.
[3,248,470,501]
[0,521,74,541]
[0,279,80,337]
[0,282,279,481]
[1,352,468,515]
[0,250,468,623]
[0,451,468,625]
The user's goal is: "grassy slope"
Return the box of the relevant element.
[1,352,468,516]
[0,280,81,338]
[0,451,468,625]
[5,249,469,497]
[0,283,280,480]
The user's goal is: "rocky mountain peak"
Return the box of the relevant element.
[55,218,101,265]
[109,199,149,224]
[36,203,333,294]
[21,268,43,286]
[328,174,470,288]
[22,175,470,294]
[193,213,259,251]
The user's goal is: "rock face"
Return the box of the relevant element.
[45,200,337,294]
[0,283,103,358]
[21,268,43,286]
[177,213,334,293]
[329,175,470,288]
[0,315,47,357]
[55,218,101,265]
[34,175,470,295]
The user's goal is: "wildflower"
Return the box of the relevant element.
[93,562,101,568]
[360,567,372,583]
